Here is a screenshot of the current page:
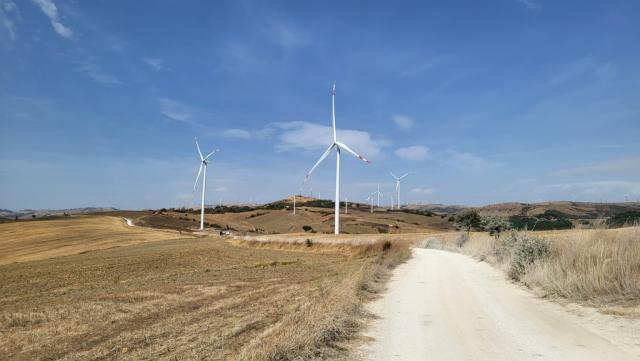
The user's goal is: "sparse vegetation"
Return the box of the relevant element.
[606,211,640,228]
[300,199,335,208]
[302,225,313,232]
[399,209,434,217]
[508,210,573,231]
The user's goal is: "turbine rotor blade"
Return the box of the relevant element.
[399,173,410,179]
[204,149,220,160]
[304,143,335,182]
[195,138,203,161]
[390,171,398,180]
[335,141,370,164]
[193,163,203,191]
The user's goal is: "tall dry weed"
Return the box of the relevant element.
[523,227,640,303]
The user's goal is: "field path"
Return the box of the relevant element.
[360,248,639,361]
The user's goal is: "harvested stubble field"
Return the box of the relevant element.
[0,216,411,360]
[0,216,183,265]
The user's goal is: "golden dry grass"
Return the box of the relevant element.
[0,216,411,360]
[0,216,185,265]
[522,227,640,304]
[420,227,640,309]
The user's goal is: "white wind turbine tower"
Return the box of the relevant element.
[304,81,370,235]
[373,183,382,207]
[193,138,219,231]
[366,192,375,213]
[390,172,409,210]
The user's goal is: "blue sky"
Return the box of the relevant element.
[1,0,639,210]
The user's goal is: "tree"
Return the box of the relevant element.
[454,210,481,234]
[481,216,511,240]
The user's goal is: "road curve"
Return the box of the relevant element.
[360,248,638,361]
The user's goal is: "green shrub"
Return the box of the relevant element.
[454,210,481,232]
[481,216,511,240]
[499,232,550,281]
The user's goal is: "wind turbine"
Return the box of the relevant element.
[304,81,370,235]
[373,183,382,207]
[366,192,375,213]
[193,138,219,231]
[390,172,409,210]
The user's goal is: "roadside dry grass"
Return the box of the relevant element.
[419,227,640,311]
[522,227,640,304]
[0,216,411,360]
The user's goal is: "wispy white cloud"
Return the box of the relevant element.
[410,187,435,194]
[536,181,640,197]
[31,0,73,39]
[0,0,19,41]
[159,98,192,123]
[392,114,415,130]
[222,128,252,140]
[273,121,388,157]
[220,128,275,140]
[77,62,120,86]
[268,21,308,49]
[551,157,640,177]
[516,0,541,11]
[215,186,228,192]
[142,57,166,71]
[445,151,498,171]
[551,58,615,85]
[395,145,430,161]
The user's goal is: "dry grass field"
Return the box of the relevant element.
[420,227,640,313]
[0,216,411,360]
[0,216,184,265]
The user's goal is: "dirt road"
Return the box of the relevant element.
[360,248,639,361]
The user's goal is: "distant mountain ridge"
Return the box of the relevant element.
[411,201,640,220]
[0,207,118,220]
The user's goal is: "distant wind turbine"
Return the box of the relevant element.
[193,138,219,231]
[374,183,382,207]
[304,81,370,234]
[366,192,375,213]
[390,172,409,209]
